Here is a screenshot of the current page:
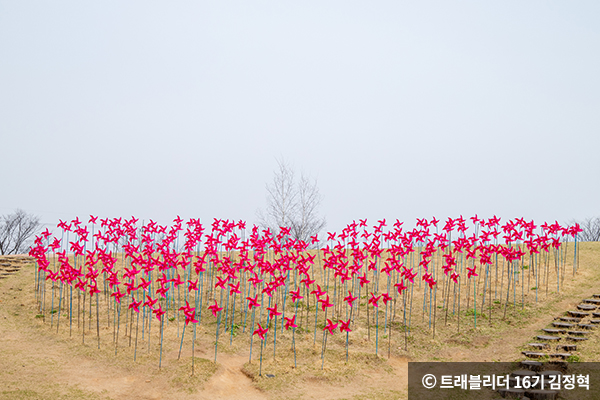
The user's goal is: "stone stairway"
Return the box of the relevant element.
[497,295,600,399]
[0,255,34,279]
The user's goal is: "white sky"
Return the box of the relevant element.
[1,1,599,234]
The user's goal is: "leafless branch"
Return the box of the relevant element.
[0,209,41,255]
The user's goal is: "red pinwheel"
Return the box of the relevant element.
[466,266,478,279]
[358,274,370,288]
[215,275,227,290]
[187,279,199,292]
[246,294,260,310]
[267,304,282,319]
[253,323,268,340]
[129,297,142,313]
[208,300,223,317]
[381,292,392,306]
[300,275,316,288]
[153,304,166,321]
[110,288,126,303]
[323,319,338,335]
[88,282,101,297]
[451,271,460,284]
[180,301,198,325]
[228,281,241,295]
[284,314,297,330]
[143,295,158,308]
[368,292,381,308]
[343,290,358,307]
[339,318,352,333]
[318,294,333,312]
[311,284,326,299]
[171,274,184,288]
[394,280,407,295]
[289,288,303,302]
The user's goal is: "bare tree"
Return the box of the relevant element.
[257,158,326,244]
[0,209,42,255]
[290,173,326,243]
[574,216,600,242]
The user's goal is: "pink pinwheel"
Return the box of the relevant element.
[249,273,263,288]
[138,277,151,291]
[311,284,326,299]
[143,295,158,308]
[215,275,227,290]
[358,274,370,288]
[451,271,460,284]
[246,295,260,310]
[88,282,101,297]
[153,304,166,321]
[394,280,407,295]
[289,288,303,302]
[187,279,199,292]
[381,292,392,306]
[129,297,142,313]
[284,314,297,330]
[323,319,338,335]
[318,294,333,312]
[368,292,381,308]
[466,266,478,279]
[267,304,282,320]
[111,289,126,304]
[300,275,316,288]
[208,300,223,317]
[343,290,358,307]
[183,309,198,325]
[171,274,184,288]
[228,281,241,295]
[253,323,268,340]
[339,318,352,333]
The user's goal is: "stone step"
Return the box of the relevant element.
[542,328,566,334]
[566,336,588,342]
[546,360,569,372]
[520,360,543,371]
[537,335,561,341]
[551,322,574,328]
[578,323,595,329]
[583,298,600,304]
[556,344,577,352]
[590,319,600,324]
[593,294,600,298]
[528,343,550,350]
[549,353,571,360]
[567,330,588,336]
[567,311,589,317]
[558,316,581,322]
[522,351,546,358]
[577,304,596,311]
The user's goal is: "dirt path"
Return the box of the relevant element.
[204,355,267,400]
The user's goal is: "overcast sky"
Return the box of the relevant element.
[1,1,599,234]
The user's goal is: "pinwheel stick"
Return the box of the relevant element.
[159,315,164,370]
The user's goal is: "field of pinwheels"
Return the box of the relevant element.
[1,216,599,400]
